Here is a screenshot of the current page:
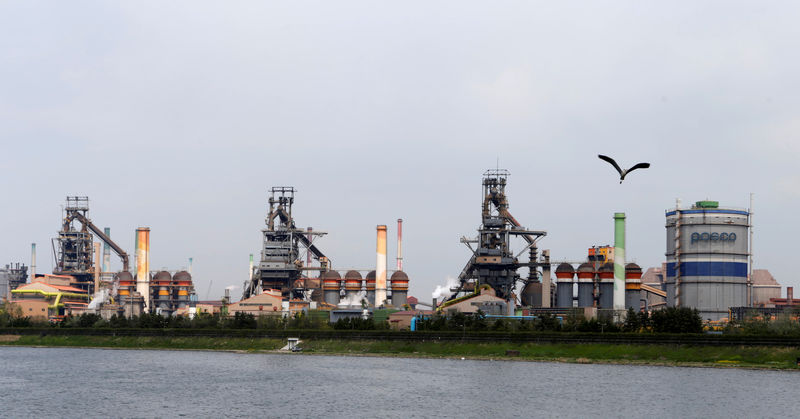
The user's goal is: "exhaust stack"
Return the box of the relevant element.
[102,227,111,274]
[613,213,626,312]
[136,227,151,312]
[30,243,36,279]
[396,219,403,271]
[375,225,388,307]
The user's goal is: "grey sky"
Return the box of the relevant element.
[1,2,798,301]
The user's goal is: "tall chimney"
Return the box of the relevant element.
[189,257,193,275]
[249,254,254,281]
[102,227,111,274]
[30,243,36,279]
[93,242,101,293]
[396,219,403,271]
[136,227,151,312]
[375,225,388,307]
[613,213,626,312]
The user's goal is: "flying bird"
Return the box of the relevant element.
[598,155,650,184]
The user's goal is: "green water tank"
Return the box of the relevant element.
[695,200,719,208]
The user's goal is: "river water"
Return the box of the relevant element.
[0,347,795,418]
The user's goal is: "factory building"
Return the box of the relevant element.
[665,201,750,321]
[0,263,28,302]
[226,289,283,316]
[10,275,90,321]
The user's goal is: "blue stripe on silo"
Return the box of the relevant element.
[665,209,749,216]
[666,262,748,277]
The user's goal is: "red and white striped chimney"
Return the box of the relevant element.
[396,218,403,271]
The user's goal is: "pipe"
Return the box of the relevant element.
[748,193,754,307]
[307,227,312,268]
[613,213,626,312]
[135,227,151,312]
[674,199,682,307]
[102,227,111,273]
[375,225,387,307]
[396,219,403,271]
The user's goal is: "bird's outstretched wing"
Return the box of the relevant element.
[598,154,622,175]
[627,162,651,174]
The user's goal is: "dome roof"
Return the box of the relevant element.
[366,270,376,280]
[173,271,191,281]
[577,262,594,273]
[153,271,171,281]
[625,263,642,273]
[390,271,409,281]
[344,270,362,280]
[322,270,341,279]
[555,263,575,273]
[599,262,614,272]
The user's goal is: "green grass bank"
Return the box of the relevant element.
[2,335,799,369]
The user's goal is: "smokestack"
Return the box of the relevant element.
[102,227,111,274]
[541,250,551,308]
[396,219,403,271]
[30,243,36,279]
[375,225,388,307]
[93,242,101,292]
[136,227,151,312]
[189,257,193,275]
[613,213,626,312]
[249,254,254,281]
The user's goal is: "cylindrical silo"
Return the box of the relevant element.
[390,271,409,307]
[153,271,172,311]
[116,271,134,300]
[665,201,749,320]
[555,263,575,308]
[173,271,192,308]
[576,262,594,307]
[598,262,614,310]
[625,263,642,311]
[365,271,376,306]
[322,271,341,305]
[344,270,362,302]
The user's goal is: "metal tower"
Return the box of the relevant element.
[243,187,329,300]
[449,170,546,301]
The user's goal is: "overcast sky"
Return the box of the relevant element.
[1,2,798,302]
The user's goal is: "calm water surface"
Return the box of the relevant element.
[0,347,795,418]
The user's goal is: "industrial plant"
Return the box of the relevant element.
[0,169,793,326]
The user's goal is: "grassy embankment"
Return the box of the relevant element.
[2,334,799,369]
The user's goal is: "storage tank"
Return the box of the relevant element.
[390,271,409,307]
[365,270,376,306]
[555,263,575,308]
[344,270,362,301]
[116,271,134,299]
[625,263,642,310]
[173,271,191,308]
[322,271,341,305]
[598,263,614,309]
[665,201,749,320]
[576,263,594,307]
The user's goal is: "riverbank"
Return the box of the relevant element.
[2,335,799,370]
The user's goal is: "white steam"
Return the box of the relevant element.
[432,276,459,300]
[338,291,367,307]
